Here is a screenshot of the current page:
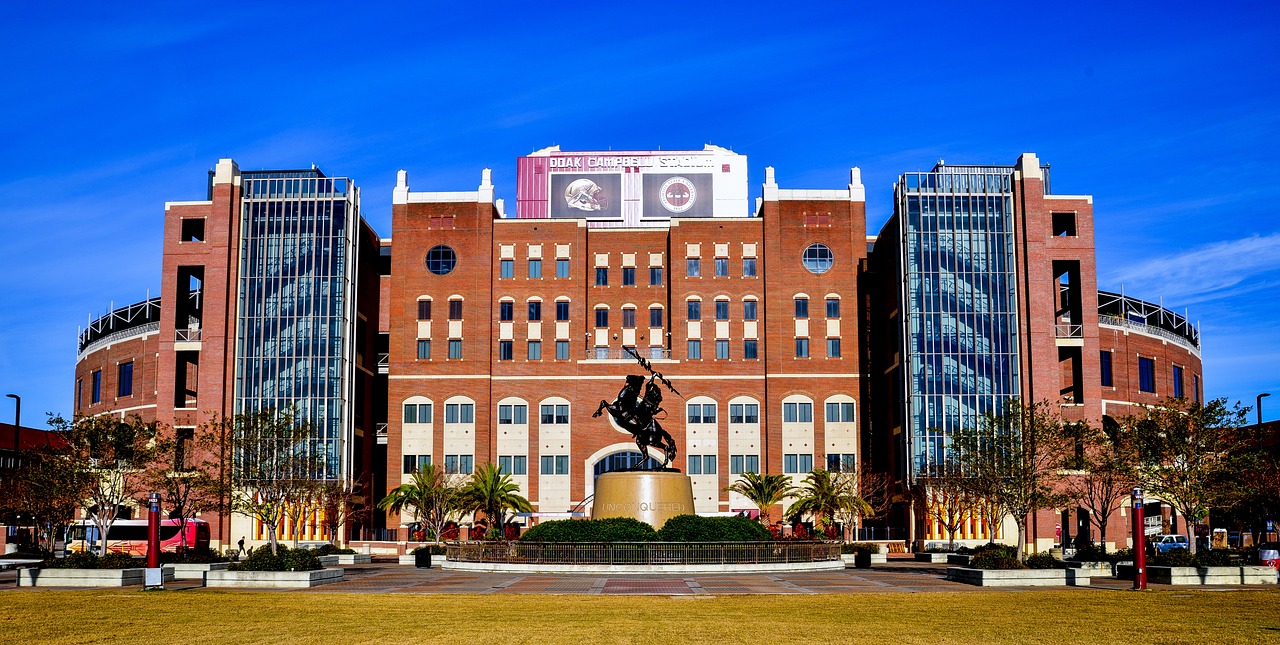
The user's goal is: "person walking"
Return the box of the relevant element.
[238,537,246,555]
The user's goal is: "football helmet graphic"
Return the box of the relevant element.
[564,178,609,212]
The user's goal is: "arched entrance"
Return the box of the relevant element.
[592,450,657,478]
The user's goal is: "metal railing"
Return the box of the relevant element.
[1098,315,1200,356]
[375,423,388,437]
[585,347,671,361]
[1054,324,1083,338]
[77,321,160,362]
[175,327,202,342]
[447,541,840,565]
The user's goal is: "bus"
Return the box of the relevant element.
[65,518,211,555]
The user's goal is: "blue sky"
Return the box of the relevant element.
[2,2,1278,427]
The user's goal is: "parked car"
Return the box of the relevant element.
[1153,534,1189,554]
[1257,542,1280,570]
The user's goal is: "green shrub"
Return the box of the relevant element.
[1024,552,1060,569]
[841,543,881,555]
[1153,549,1194,567]
[519,518,657,543]
[411,544,447,556]
[1069,543,1110,562]
[161,548,229,564]
[311,544,357,556]
[1193,549,1232,567]
[228,544,322,571]
[970,543,1017,559]
[97,553,140,569]
[1110,548,1134,563]
[60,551,100,569]
[657,515,770,542]
[972,551,1026,570]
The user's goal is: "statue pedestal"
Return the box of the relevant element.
[592,470,695,530]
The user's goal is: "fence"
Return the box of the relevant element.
[447,541,840,565]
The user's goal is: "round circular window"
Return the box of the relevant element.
[425,245,457,275]
[802,243,834,274]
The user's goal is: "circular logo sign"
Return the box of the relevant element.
[659,176,696,213]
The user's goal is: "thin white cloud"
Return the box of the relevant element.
[1103,232,1280,305]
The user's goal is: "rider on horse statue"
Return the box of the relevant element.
[593,356,680,469]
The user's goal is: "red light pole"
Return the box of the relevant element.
[145,492,163,589]
[1132,488,1147,591]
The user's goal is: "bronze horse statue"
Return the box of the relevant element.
[593,373,679,469]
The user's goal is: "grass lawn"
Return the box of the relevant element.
[2,589,1277,644]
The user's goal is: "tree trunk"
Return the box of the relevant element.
[1015,519,1027,561]
[267,523,279,556]
[1097,518,1109,553]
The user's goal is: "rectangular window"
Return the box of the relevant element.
[499,340,513,360]
[500,301,513,321]
[500,259,513,279]
[745,454,759,473]
[418,455,431,471]
[784,402,813,423]
[556,258,570,278]
[827,454,856,472]
[417,300,432,320]
[826,403,856,423]
[499,456,512,474]
[498,405,513,424]
[687,301,701,320]
[688,403,716,424]
[556,340,570,360]
[404,403,432,423]
[649,308,663,328]
[743,300,757,320]
[528,341,542,360]
[730,404,744,423]
[730,455,744,475]
[688,339,701,359]
[826,298,840,318]
[76,379,82,410]
[540,404,570,425]
[92,371,101,404]
[1194,374,1201,403]
[513,405,527,424]
[556,301,570,321]
[595,267,608,286]
[1139,357,1156,393]
[117,362,133,397]
[744,339,758,359]
[460,455,474,474]
[826,338,841,358]
[686,257,701,277]
[799,454,813,473]
[528,259,542,278]
[714,258,728,277]
[448,339,462,359]
[745,404,759,423]
[417,339,431,359]
[743,257,757,277]
[794,298,809,318]
[514,455,527,475]
[796,338,810,358]
[403,455,417,474]
[784,453,798,474]
[449,300,463,320]
[703,455,716,475]
[622,267,636,286]
[715,300,729,320]
[649,267,663,286]
[595,309,608,328]
[528,301,542,321]
[687,455,702,475]
[716,339,729,359]
[541,455,554,474]
[555,455,569,475]
[1173,365,1184,398]
[445,403,473,423]
[1100,350,1113,387]
[618,309,635,329]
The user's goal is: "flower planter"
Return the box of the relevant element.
[914,553,952,563]
[17,566,174,587]
[205,568,344,588]
[397,554,447,568]
[1066,561,1114,575]
[946,567,1089,587]
[317,554,371,566]
[1149,566,1279,585]
[168,562,229,580]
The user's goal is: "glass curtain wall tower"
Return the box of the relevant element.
[895,164,1023,479]
[234,169,361,482]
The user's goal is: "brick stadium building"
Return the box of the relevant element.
[73,147,1203,550]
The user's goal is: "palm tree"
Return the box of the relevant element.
[786,469,872,535]
[378,464,462,542]
[724,471,795,525]
[459,462,532,539]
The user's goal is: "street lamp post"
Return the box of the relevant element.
[1259,392,1272,426]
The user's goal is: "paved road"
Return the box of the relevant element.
[6,559,1265,595]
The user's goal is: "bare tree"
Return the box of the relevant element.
[143,428,222,551]
[920,470,973,551]
[1131,397,1248,554]
[949,399,1073,560]
[228,408,323,555]
[8,445,92,554]
[1060,417,1140,551]
[319,477,371,546]
[49,413,158,556]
